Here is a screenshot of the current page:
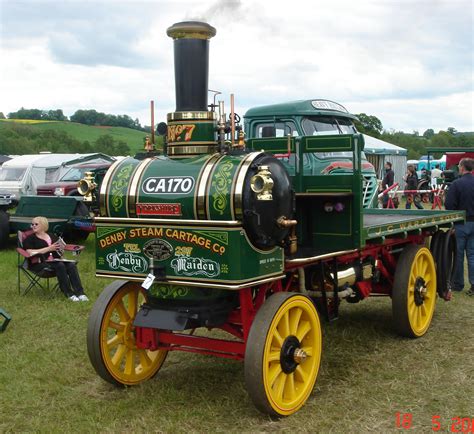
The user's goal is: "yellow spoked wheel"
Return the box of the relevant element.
[87,280,167,386]
[392,245,437,338]
[244,292,322,417]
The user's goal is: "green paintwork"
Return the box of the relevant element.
[137,154,207,219]
[243,100,378,208]
[91,102,466,298]
[95,221,284,288]
[147,283,228,300]
[8,195,84,234]
[293,134,364,251]
[103,153,259,221]
[244,99,357,119]
[362,208,465,241]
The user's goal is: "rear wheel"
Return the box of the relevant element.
[87,280,168,386]
[244,292,322,417]
[392,245,437,338]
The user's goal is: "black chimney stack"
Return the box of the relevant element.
[167,21,216,112]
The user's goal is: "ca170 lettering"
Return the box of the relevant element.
[142,176,195,194]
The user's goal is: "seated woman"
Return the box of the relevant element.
[23,216,89,302]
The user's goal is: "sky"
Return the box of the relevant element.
[0,0,473,134]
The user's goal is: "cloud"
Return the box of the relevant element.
[1,0,158,67]
[0,0,472,132]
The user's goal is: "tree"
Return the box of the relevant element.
[70,109,143,130]
[423,129,434,139]
[354,113,383,137]
[94,134,130,155]
[7,107,67,121]
[0,112,5,119]
[45,109,67,121]
[447,127,457,135]
[8,108,43,120]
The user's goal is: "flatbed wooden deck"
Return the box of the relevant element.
[286,208,464,265]
[362,209,464,240]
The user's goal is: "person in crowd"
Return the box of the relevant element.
[381,161,395,208]
[22,216,89,302]
[404,165,423,209]
[431,164,442,189]
[445,158,474,295]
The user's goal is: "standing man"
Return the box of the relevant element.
[445,158,474,295]
[381,161,395,208]
[431,164,442,189]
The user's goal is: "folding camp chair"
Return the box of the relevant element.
[17,230,84,297]
[0,308,12,332]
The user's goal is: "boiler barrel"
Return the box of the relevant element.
[99,153,294,250]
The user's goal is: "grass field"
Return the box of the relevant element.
[0,234,473,433]
[0,119,149,154]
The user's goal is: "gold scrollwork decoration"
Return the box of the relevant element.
[153,285,189,299]
[110,164,134,212]
[211,160,233,215]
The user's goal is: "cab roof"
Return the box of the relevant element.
[244,99,358,120]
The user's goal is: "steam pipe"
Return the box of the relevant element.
[231,94,235,146]
[150,100,155,145]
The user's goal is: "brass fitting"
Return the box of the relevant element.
[293,348,307,364]
[238,130,245,148]
[277,216,297,228]
[144,136,154,152]
[288,226,298,255]
[77,171,97,202]
[250,165,274,200]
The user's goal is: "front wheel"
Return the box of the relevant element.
[392,245,437,338]
[87,280,168,386]
[244,292,322,417]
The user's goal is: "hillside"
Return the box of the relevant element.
[0,119,153,155]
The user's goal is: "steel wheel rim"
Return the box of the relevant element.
[262,296,322,415]
[100,284,166,385]
[407,248,436,336]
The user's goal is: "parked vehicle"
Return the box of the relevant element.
[0,154,111,248]
[36,155,114,198]
[0,195,93,248]
[0,153,73,209]
[84,21,464,417]
[244,100,379,208]
[0,153,112,210]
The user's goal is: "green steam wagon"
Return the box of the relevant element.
[84,21,463,416]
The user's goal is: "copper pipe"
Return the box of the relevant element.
[150,100,155,145]
[230,93,235,146]
[277,216,298,228]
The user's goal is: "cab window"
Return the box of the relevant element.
[255,122,297,138]
[301,116,357,136]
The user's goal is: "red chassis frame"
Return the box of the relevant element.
[135,234,428,361]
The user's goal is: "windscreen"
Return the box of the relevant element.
[302,116,357,158]
[60,167,87,182]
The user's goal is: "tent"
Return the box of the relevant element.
[363,135,407,187]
